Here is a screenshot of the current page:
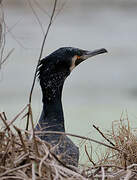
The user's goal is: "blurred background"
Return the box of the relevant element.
[1,0,137,163]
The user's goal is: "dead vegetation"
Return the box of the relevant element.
[89,114,137,179]
[97,117,137,168]
[0,1,14,69]
[0,1,5,68]
[0,108,137,179]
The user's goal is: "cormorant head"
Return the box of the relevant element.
[38,47,107,101]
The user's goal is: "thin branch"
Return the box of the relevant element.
[27,0,45,35]
[5,25,27,49]
[28,130,121,152]
[2,112,7,120]
[26,0,58,130]
[0,163,31,177]
[54,1,67,20]
[101,167,105,180]
[93,124,115,146]
[0,113,10,131]
[32,161,36,180]
[4,104,29,131]
[29,105,39,156]
[0,48,14,66]
[4,18,28,49]
[0,6,6,67]
[13,125,28,154]
[33,0,50,17]
[5,17,24,35]
[84,145,96,166]
[29,0,58,103]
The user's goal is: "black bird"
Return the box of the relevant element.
[35,47,107,166]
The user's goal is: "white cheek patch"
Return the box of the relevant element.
[70,55,77,72]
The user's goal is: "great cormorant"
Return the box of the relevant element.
[35,47,107,166]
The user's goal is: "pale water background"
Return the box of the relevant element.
[1,0,137,163]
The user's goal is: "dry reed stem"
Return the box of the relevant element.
[32,161,36,180]
[0,2,14,69]
[85,145,96,166]
[29,105,39,157]
[35,130,120,151]
[13,125,28,154]
[26,0,58,131]
[0,113,10,132]
[4,104,29,131]
[93,124,115,147]
[101,166,105,180]
[0,163,31,177]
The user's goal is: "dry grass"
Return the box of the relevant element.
[0,110,85,180]
[0,108,137,180]
[90,114,137,179]
[100,119,137,167]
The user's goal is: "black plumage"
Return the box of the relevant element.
[35,47,107,166]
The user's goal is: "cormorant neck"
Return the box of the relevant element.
[38,83,65,132]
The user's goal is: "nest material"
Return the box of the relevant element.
[0,109,137,179]
[0,127,84,180]
[100,118,137,167]
[90,117,137,179]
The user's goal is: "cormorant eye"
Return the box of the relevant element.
[77,55,81,59]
